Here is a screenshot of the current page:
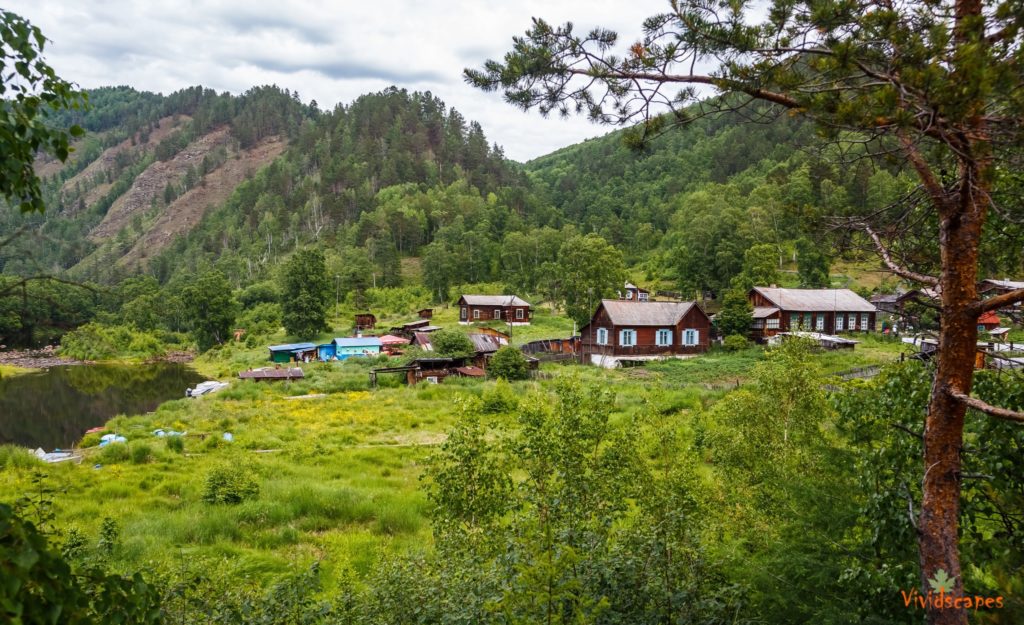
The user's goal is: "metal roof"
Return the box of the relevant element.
[752,306,780,319]
[334,337,383,348]
[459,294,531,307]
[598,300,698,326]
[239,367,305,379]
[752,287,876,312]
[467,333,504,353]
[268,343,317,352]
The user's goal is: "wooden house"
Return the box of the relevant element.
[390,319,442,339]
[457,295,531,325]
[417,308,434,319]
[354,313,377,331]
[579,300,711,367]
[978,310,1002,331]
[748,287,877,341]
[268,342,317,364]
[621,282,651,302]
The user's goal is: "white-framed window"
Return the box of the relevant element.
[816,314,825,331]
[596,328,608,345]
[638,292,649,302]
[766,318,780,329]
[861,313,870,331]
[494,309,501,320]
[619,329,637,346]
[626,290,634,300]
[473,309,481,320]
[516,308,524,320]
[656,329,673,346]
[752,319,765,329]
[683,329,699,346]
[836,315,845,331]
[790,313,800,328]
[848,313,857,330]
[460,307,467,320]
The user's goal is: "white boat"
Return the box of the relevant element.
[186,380,229,397]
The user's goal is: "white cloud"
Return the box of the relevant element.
[6,0,670,161]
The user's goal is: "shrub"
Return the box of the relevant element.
[0,445,43,469]
[202,465,260,505]
[129,443,152,464]
[60,323,166,360]
[165,435,185,454]
[722,334,750,352]
[97,442,130,464]
[487,346,530,381]
[481,379,519,414]
[431,329,475,358]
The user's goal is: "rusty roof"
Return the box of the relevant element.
[752,287,876,312]
[597,300,699,326]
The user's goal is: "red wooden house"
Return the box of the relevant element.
[579,300,710,367]
[457,295,532,325]
[748,287,877,341]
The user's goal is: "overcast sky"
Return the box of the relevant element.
[8,1,671,162]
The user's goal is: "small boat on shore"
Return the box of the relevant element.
[186,380,229,397]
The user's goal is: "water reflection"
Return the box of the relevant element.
[0,363,204,449]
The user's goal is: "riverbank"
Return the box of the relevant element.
[0,346,195,370]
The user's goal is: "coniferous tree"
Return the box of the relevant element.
[279,248,330,338]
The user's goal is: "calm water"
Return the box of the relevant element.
[0,363,204,450]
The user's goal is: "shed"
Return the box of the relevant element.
[268,342,318,364]
[239,367,305,381]
[333,337,383,360]
[417,308,434,319]
[978,310,1002,331]
[355,313,377,331]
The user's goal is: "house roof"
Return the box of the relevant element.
[239,367,305,379]
[978,311,1001,325]
[334,337,383,348]
[459,294,531,307]
[981,279,1024,290]
[378,334,410,345]
[597,299,699,326]
[752,287,876,312]
[467,333,504,353]
[455,366,486,377]
[624,282,649,292]
[752,306,780,319]
[412,332,434,349]
[268,343,317,352]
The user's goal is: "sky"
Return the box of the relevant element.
[7,0,671,162]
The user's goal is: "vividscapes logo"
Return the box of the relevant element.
[900,569,1004,612]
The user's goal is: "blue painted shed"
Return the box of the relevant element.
[268,342,317,363]
[317,343,336,361]
[333,337,383,360]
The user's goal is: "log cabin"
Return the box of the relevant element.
[621,282,651,302]
[456,295,531,325]
[579,300,710,367]
[748,287,877,342]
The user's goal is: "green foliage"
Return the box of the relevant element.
[280,248,330,338]
[202,464,260,505]
[555,233,626,327]
[0,444,43,469]
[430,328,475,358]
[796,238,830,288]
[180,270,236,352]
[59,322,167,360]
[722,334,750,351]
[0,503,161,624]
[97,442,129,464]
[0,10,87,212]
[487,345,529,381]
[129,442,152,464]
[480,378,519,414]
[717,288,753,339]
[164,434,184,454]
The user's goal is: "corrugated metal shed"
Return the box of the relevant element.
[460,294,531,307]
[599,300,696,326]
[753,287,876,312]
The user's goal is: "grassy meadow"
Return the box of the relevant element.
[0,305,912,593]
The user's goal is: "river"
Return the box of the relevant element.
[0,363,204,450]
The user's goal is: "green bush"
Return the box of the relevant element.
[60,323,167,361]
[97,442,130,464]
[487,346,530,381]
[129,443,152,464]
[481,379,519,414]
[202,464,260,505]
[0,445,43,469]
[165,435,185,454]
[722,334,750,352]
